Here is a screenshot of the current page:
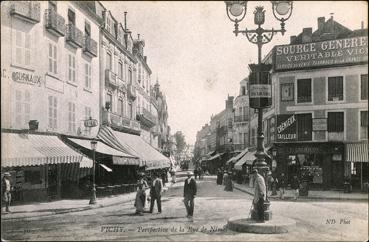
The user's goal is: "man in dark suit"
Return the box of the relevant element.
[183,171,197,218]
[150,173,163,213]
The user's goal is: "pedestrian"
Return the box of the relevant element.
[183,171,197,219]
[134,183,146,215]
[278,172,287,199]
[1,172,12,213]
[194,168,198,180]
[223,172,233,191]
[291,174,300,200]
[216,168,223,185]
[251,169,266,222]
[170,168,176,183]
[161,170,167,187]
[137,173,149,208]
[149,173,163,213]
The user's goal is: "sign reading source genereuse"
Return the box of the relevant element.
[274,36,368,71]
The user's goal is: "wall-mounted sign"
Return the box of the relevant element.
[2,68,42,86]
[274,36,368,71]
[84,118,98,127]
[313,118,327,131]
[276,114,297,141]
[280,83,294,101]
[249,63,273,108]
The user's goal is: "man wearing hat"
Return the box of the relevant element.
[183,171,197,219]
[251,168,266,222]
[2,172,12,213]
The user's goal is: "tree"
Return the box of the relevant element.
[174,131,186,155]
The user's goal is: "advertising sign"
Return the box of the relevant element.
[249,63,273,108]
[274,36,368,71]
[276,114,297,141]
[84,118,98,127]
[312,118,327,131]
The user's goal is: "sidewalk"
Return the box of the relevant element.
[2,178,185,221]
[233,182,368,201]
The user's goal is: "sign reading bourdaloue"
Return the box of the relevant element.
[274,36,368,71]
[250,85,272,98]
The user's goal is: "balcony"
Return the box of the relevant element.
[105,69,117,88]
[83,36,98,58]
[234,115,249,123]
[66,24,83,48]
[102,110,140,133]
[137,108,157,128]
[45,9,65,37]
[10,1,40,24]
[128,84,137,100]
[116,76,126,92]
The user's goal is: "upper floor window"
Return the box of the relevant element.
[15,90,30,128]
[328,112,344,132]
[68,54,76,83]
[118,62,123,79]
[118,99,124,116]
[106,52,112,70]
[106,93,113,111]
[68,9,75,25]
[84,106,91,135]
[328,76,343,101]
[361,74,368,100]
[85,21,91,37]
[84,62,91,89]
[241,86,246,96]
[128,69,132,84]
[48,96,57,130]
[48,43,57,74]
[360,111,368,140]
[68,102,76,133]
[13,30,31,68]
[297,79,311,103]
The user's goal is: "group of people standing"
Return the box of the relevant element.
[216,168,233,192]
[269,172,300,200]
[134,170,197,220]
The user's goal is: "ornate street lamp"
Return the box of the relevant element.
[89,140,98,205]
[225,1,293,221]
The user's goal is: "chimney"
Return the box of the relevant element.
[317,17,325,30]
[290,35,296,44]
[124,12,127,30]
[302,27,312,43]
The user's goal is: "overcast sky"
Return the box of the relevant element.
[103,1,367,145]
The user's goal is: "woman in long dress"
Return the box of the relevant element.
[224,172,233,191]
[134,183,146,215]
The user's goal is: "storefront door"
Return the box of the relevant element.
[48,165,58,199]
[331,161,344,188]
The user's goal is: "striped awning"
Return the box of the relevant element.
[235,151,256,170]
[346,142,368,162]
[1,132,83,167]
[98,126,170,168]
[226,149,248,165]
[208,153,224,161]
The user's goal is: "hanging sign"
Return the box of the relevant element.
[248,63,273,108]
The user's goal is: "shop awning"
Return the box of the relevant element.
[80,156,93,168]
[98,126,170,168]
[226,149,248,165]
[346,142,368,162]
[1,132,83,167]
[234,151,256,170]
[208,153,224,161]
[64,137,138,166]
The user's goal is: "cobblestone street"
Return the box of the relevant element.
[2,178,368,241]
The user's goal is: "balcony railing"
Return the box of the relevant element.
[10,1,40,24]
[105,69,117,87]
[234,115,249,123]
[128,84,137,100]
[45,9,65,37]
[83,36,98,57]
[66,24,83,48]
[102,110,140,132]
[137,108,157,128]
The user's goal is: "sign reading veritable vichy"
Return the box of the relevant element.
[274,36,368,71]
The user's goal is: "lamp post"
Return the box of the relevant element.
[225,1,293,221]
[89,140,98,205]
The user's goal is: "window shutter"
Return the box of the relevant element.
[15,31,23,65]
[72,56,75,82]
[49,44,53,72]
[25,33,31,66]
[53,46,57,73]
[53,97,57,128]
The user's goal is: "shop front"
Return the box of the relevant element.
[273,142,344,189]
[345,142,368,191]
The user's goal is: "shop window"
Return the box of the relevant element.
[360,111,368,139]
[296,113,312,141]
[297,79,311,103]
[24,170,41,184]
[328,76,343,101]
[328,112,344,132]
[361,74,368,100]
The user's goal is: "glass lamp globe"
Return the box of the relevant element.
[275,1,291,15]
[229,3,244,17]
